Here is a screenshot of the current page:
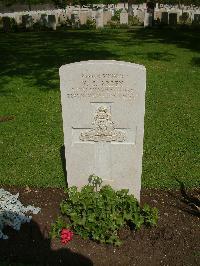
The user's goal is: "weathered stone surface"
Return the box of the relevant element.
[59,60,146,201]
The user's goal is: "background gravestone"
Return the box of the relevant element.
[193,13,200,24]
[169,13,177,26]
[58,12,68,26]
[59,60,146,201]
[40,14,48,27]
[144,11,153,27]
[120,9,128,25]
[22,15,33,29]
[14,14,22,25]
[0,17,2,29]
[95,11,104,28]
[71,13,80,29]
[161,12,168,24]
[103,11,112,26]
[2,17,12,32]
[79,11,88,25]
[48,15,56,30]
[135,10,145,23]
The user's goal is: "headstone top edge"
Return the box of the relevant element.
[59,60,146,74]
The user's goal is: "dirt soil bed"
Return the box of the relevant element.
[0,186,199,266]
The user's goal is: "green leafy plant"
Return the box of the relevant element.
[111,9,122,22]
[51,176,158,246]
[106,20,120,29]
[179,12,191,25]
[128,15,143,26]
[80,18,96,29]
[88,174,102,191]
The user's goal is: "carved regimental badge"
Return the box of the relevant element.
[80,106,126,142]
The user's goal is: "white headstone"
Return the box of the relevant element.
[103,11,112,25]
[58,12,68,26]
[120,8,128,25]
[79,11,88,25]
[144,11,153,27]
[95,10,104,28]
[59,60,146,201]
[0,17,3,29]
[136,10,145,23]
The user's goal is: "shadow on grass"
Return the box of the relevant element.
[0,27,199,96]
[0,29,119,94]
[0,214,93,266]
[127,27,200,56]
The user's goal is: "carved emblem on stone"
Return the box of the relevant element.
[80,106,126,142]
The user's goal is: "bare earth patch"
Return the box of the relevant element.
[0,187,199,266]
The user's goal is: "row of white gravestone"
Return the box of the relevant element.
[144,10,200,27]
[0,10,114,31]
[0,13,57,31]
[59,60,146,202]
[1,8,199,31]
[118,8,200,27]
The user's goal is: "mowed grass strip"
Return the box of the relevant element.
[0,28,199,188]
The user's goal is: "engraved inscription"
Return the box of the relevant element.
[80,106,126,142]
[67,73,134,99]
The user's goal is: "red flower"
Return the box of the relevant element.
[60,228,73,244]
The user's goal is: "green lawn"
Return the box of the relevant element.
[0,28,199,189]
